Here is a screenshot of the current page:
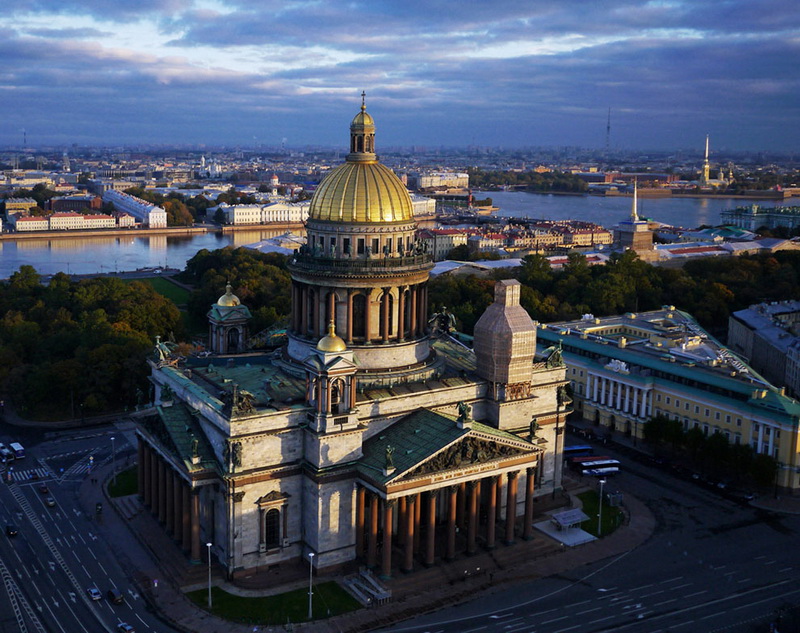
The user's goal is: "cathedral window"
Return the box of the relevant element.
[264,509,280,549]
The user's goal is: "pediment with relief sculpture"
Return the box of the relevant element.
[403,435,534,479]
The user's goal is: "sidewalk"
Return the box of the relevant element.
[88,461,656,633]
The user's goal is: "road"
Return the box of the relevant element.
[382,442,798,633]
[0,422,179,633]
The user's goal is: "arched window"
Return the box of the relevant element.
[227,328,240,352]
[353,294,367,341]
[264,509,280,549]
[331,379,343,414]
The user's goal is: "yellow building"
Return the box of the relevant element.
[538,308,800,490]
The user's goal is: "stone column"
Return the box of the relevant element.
[190,489,201,563]
[486,476,497,549]
[381,500,395,579]
[165,467,175,535]
[624,384,631,413]
[328,290,336,327]
[381,289,390,343]
[142,444,151,508]
[425,491,436,566]
[346,290,354,344]
[149,447,158,513]
[173,473,182,542]
[456,482,466,528]
[137,440,145,500]
[523,467,535,540]
[413,492,421,553]
[356,486,366,558]
[593,375,599,401]
[446,486,457,560]
[398,497,407,546]
[505,471,518,545]
[402,495,415,573]
[291,285,298,332]
[182,484,191,552]
[364,289,373,344]
[300,285,308,335]
[367,494,379,567]
[312,288,320,337]
[157,459,167,524]
[410,286,418,337]
[467,481,478,555]
[397,286,406,342]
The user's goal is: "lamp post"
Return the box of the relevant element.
[206,542,213,608]
[110,436,117,485]
[597,478,607,536]
[307,552,315,620]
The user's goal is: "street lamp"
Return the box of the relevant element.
[110,436,117,485]
[206,542,213,608]
[597,478,607,536]
[307,552,315,620]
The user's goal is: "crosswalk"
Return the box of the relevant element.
[4,467,53,483]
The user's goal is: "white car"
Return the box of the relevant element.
[87,587,102,601]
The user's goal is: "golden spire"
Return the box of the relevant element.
[317,320,347,353]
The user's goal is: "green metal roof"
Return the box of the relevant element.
[357,408,532,486]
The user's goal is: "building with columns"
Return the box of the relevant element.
[539,308,800,490]
[137,99,568,580]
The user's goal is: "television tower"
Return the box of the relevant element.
[605,108,611,156]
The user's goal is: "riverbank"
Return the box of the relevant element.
[0,221,306,243]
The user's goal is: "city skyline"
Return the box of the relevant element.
[3,0,799,151]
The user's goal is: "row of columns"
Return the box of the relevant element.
[138,439,203,562]
[291,282,428,343]
[587,374,651,419]
[354,468,535,578]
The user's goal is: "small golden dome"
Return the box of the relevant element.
[351,108,375,128]
[218,282,241,307]
[317,321,347,353]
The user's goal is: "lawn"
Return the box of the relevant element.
[125,276,190,306]
[108,465,138,498]
[186,581,361,626]
[577,489,624,537]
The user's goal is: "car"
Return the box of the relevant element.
[45,497,56,507]
[116,623,135,633]
[87,587,102,601]
[107,588,124,604]
[39,483,49,494]
[5,524,18,537]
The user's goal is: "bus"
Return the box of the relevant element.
[563,445,594,460]
[9,443,25,459]
[576,458,620,477]
[568,455,613,470]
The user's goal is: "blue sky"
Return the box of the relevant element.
[2,0,798,151]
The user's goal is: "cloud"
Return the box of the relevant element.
[1,0,798,150]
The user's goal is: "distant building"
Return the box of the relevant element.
[720,205,800,232]
[47,194,102,213]
[540,307,800,490]
[728,301,800,398]
[409,172,469,190]
[4,197,38,216]
[102,190,167,228]
[417,228,470,260]
[410,194,436,217]
[216,201,309,225]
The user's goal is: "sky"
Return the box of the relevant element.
[2,0,799,152]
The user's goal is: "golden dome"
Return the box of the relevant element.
[308,94,413,224]
[218,282,241,307]
[309,161,414,223]
[317,321,347,353]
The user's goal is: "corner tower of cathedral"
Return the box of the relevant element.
[287,95,436,385]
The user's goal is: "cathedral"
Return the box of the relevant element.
[136,98,568,578]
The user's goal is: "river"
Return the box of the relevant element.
[0,194,794,278]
